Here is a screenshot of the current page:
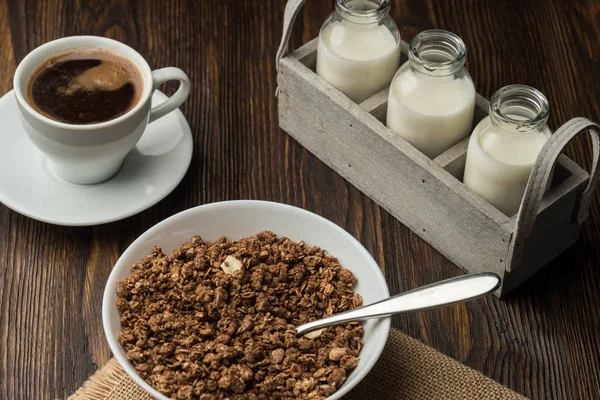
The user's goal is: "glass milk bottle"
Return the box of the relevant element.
[317,0,401,104]
[386,30,475,158]
[463,85,551,216]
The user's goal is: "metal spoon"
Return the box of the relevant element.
[296,273,500,335]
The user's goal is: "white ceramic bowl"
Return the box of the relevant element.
[103,200,391,399]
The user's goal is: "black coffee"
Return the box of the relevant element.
[27,50,143,124]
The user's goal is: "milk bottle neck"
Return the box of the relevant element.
[488,85,549,136]
[335,0,391,25]
[408,30,466,77]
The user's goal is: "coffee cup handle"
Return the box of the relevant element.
[148,67,191,123]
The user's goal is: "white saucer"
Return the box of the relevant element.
[0,90,193,226]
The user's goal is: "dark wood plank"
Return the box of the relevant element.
[0,0,599,399]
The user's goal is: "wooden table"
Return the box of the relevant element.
[1,1,599,399]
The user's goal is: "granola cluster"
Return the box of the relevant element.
[116,231,363,399]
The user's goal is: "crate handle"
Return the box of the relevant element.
[507,118,600,272]
[276,0,305,77]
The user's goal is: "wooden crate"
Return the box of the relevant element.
[276,3,600,297]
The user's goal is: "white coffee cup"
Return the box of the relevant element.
[13,36,191,184]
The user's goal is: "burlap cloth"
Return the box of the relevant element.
[70,328,526,400]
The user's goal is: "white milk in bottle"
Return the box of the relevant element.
[386,30,475,158]
[463,85,551,216]
[317,0,401,104]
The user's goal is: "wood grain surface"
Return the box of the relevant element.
[0,1,599,399]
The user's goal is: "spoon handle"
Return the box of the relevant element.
[295,273,500,335]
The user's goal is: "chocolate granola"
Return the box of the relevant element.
[116,231,363,400]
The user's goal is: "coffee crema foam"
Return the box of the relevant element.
[47,50,141,95]
[60,62,133,95]
[26,50,144,124]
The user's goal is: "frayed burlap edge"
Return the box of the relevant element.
[69,358,152,400]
